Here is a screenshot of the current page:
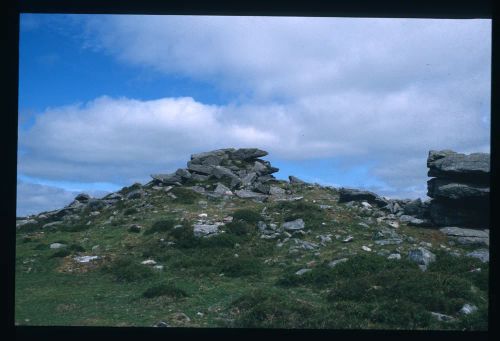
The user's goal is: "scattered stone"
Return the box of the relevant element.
[16,219,38,228]
[282,219,305,231]
[193,224,219,238]
[328,258,349,268]
[153,265,164,270]
[74,255,100,263]
[141,259,157,265]
[234,190,268,201]
[129,224,142,232]
[153,321,170,327]
[50,243,66,249]
[342,236,353,243]
[459,303,478,315]
[374,239,403,246]
[361,246,372,252]
[466,249,489,263]
[439,227,489,246]
[42,221,63,229]
[358,222,370,228]
[361,202,372,209]
[293,239,319,250]
[338,188,388,207]
[387,253,401,260]
[269,186,286,196]
[214,183,233,196]
[317,234,332,244]
[295,268,312,276]
[430,312,455,322]
[408,247,436,271]
[386,221,399,228]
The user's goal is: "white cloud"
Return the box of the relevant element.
[18,16,491,214]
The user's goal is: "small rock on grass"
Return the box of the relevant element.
[295,268,312,276]
[459,303,478,315]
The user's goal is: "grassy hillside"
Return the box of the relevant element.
[15,181,488,329]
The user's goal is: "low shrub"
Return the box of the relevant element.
[225,221,254,236]
[144,219,177,235]
[217,255,262,278]
[50,249,71,258]
[171,187,202,204]
[228,288,326,328]
[142,283,188,299]
[60,224,91,233]
[124,207,139,216]
[102,256,155,282]
[232,209,262,224]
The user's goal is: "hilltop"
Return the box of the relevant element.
[15,148,489,329]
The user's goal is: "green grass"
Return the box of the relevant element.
[15,182,488,329]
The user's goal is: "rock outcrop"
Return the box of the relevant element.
[151,148,279,194]
[426,150,490,229]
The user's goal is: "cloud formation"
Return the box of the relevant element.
[18,16,491,214]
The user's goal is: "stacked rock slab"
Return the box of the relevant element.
[426,150,490,228]
[151,148,280,194]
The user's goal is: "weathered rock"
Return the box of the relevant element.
[427,178,489,200]
[230,148,268,160]
[427,150,490,182]
[75,193,91,203]
[186,162,214,175]
[338,188,388,207]
[429,200,489,228]
[282,219,305,231]
[74,255,100,263]
[465,249,489,263]
[439,227,489,246]
[253,182,270,194]
[289,175,306,184]
[191,173,211,181]
[295,268,312,276]
[175,168,192,180]
[430,312,455,322]
[403,198,429,218]
[408,247,436,271]
[459,303,478,315]
[16,219,38,228]
[328,258,349,268]
[50,243,66,249]
[269,186,286,196]
[129,224,142,232]
[241,172,257,186]
[193,224,219,238]
[214,183,233,196]
[234,190,268,201]
[151,173,183,185]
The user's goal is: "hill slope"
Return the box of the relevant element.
[15,149,488,329]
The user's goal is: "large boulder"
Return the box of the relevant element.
[230,148,268,160]
[338,188,388,207]
[427,150,489,182]
[151,172,183,185]
[426,150,490,229]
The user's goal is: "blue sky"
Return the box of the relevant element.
[17,14,491,216]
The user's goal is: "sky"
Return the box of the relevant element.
[17,14,491,217]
